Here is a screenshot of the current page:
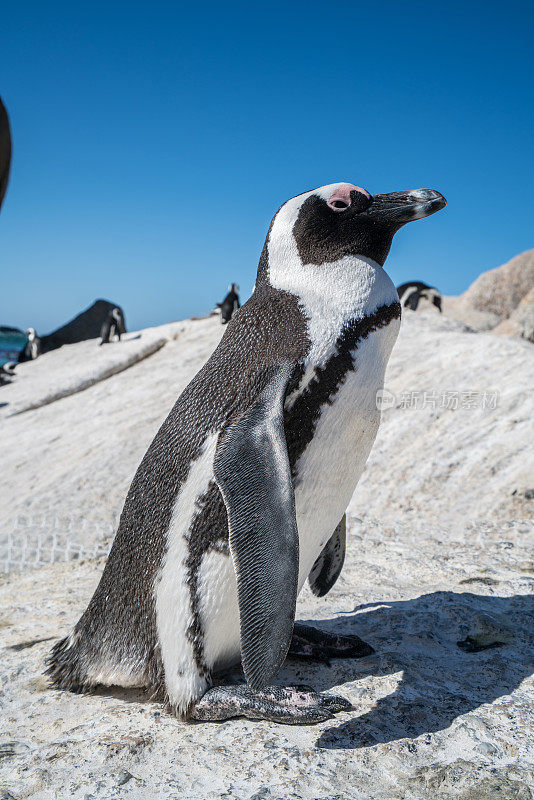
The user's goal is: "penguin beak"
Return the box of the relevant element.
[367,189,446,224]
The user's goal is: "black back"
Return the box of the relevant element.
[397,281,433,297]
[219,288,240,323]
[47,283,310,693]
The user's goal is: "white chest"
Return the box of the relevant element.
[197,314,399,675]
[291,316,400,586]
[192,255,400,674]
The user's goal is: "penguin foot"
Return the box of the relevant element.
[288,623,374,665]
[189,684,352,724]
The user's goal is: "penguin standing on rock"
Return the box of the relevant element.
[99,307,126,345]
[217,283,240,323]
[18,327,42,362]
[47,182,446,724]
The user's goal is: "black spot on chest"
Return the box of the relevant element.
[284,301,401,475]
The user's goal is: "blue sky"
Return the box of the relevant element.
[1,1,533,333]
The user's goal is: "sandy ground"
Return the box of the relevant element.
[0,310,533,799]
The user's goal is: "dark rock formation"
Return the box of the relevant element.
[41,299,127,353]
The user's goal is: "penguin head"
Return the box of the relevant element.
[264,183,446,283]
[420,287,443,312]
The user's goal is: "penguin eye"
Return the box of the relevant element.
[328,199,349,211]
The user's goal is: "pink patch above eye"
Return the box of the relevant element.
[327,183,371,209]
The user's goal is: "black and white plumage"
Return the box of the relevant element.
[0,362,16,385]
[18,328,42,362]
[308,515,346,598]
[397,281,442,312]
[99,307,126,345]
[47,182,446,723]
[217,283,240,323]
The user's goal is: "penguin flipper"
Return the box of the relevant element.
[308,514,346,597]
[214,362,298,691]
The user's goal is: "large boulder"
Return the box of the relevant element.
[462,249,534,318]
[493,286,534,342]
[443,249,534,335]
[40,299,126,353]
[441,296,500,331]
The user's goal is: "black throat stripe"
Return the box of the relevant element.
[284,301,401,476]
[180,300,400,678]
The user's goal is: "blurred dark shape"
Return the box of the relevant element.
[457,636,505,653]
[217,283,240,324]
[100,306,126,345]
[0,96,11,211]
[40,299,127,353]
[0,361,16,386]
[397,281,442,312]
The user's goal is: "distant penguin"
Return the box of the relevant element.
[217,283,240,324]
[0,96,11,212]
[397,281,442,312]
[100,307,125,345]
[47,183,446,724]
[18,328,42,362]
[0,362,16,385]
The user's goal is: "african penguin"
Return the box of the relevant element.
[47,182,446,724]
[18,327,42,362]
[217,283,241,324]
[397,280,442,312]
[99,307,125,345]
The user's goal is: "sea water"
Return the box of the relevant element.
[0,328,27,365]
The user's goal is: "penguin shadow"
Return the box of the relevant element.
[284,591,533,750]
[93,684,156,706]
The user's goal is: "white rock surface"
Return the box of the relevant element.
[0,311,533,799]
[351,311,534,524]
[0,321,188,419]
[0,316,223,564]
[2,311,532,563]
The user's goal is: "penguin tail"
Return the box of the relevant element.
[45,633,93,693]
